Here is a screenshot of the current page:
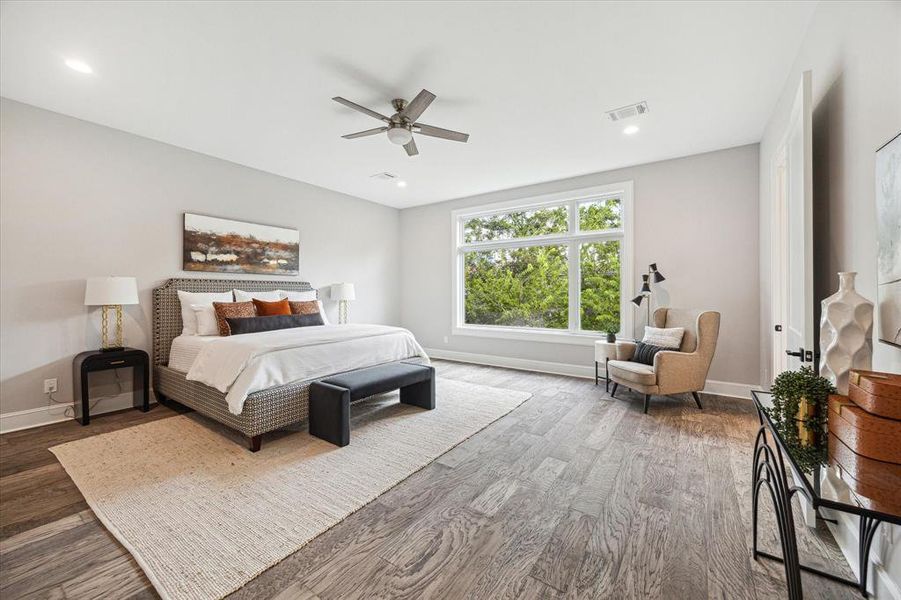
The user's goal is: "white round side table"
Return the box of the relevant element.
[594,340,619,392]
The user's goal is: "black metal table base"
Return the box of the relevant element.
[752,424,882,598]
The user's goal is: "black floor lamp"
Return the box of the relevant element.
[631,263,666,329]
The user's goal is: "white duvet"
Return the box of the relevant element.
[183,324,428,415]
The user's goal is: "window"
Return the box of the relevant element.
[452,182,633,344]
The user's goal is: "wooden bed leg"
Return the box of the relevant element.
[248,435,262,452]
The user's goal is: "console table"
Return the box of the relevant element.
[751,390,901,599]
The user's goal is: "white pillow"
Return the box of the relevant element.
[642,326,684,349]
[191,303,220,336]
[278,289,317,302]
[177,290,233,335]
[234,289,282,302]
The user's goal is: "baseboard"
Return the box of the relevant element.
[701,379,755,399]
[424,348,754,399]
[0,394,156,434]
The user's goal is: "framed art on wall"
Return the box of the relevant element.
[183,213,299,275]
[875,131,901,347]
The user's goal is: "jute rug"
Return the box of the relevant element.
[50,378,530,600]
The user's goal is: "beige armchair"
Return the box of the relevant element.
[607,308,721,413]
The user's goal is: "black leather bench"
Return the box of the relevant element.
[309,362,435,446]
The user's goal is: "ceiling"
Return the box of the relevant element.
[0,1,816,209]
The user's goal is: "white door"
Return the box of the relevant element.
[773,71,814,376]
[773,72,816,527]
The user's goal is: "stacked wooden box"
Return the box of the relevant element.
[827,370,901,514]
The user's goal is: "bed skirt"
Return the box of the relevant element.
[154,357,427,439]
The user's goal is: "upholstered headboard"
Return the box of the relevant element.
[152,278,316,366]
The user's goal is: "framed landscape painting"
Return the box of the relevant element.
[183,213,299,275]
[876,132,901,347]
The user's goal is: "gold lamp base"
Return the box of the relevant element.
[100,304,125,351]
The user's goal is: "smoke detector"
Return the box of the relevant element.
[606,101,649,122]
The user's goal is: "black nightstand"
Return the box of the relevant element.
[72,348,150,425]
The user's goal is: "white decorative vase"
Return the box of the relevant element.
[819,272,873,394]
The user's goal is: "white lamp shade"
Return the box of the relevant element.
[84,277,139,306]
[331,283,355,301]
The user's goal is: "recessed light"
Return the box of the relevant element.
[65,58,93,74]
[623,125,639,135]
[396,180,407,188]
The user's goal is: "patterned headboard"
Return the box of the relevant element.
[152,278,316,366]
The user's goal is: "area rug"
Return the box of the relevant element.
[49,378,530,600]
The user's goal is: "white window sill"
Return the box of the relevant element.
[452,325,606,346]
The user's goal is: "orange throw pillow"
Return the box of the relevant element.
[213,301,256,336]
[253,298,291,316]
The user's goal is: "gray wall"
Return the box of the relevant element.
[758,2,901,595]
[400,144,760,386]
[0,98,401,415]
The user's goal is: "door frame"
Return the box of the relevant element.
[770,143,789,385]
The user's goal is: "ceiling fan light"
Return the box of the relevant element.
[387,126,413,145]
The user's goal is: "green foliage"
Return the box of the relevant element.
[464,199,622,332]
[764,366,835,472]
[579,241,621,332]
[464,206,567,243]
[579,198,622,231]
[465,245,569,328]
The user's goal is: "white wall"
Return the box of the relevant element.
[400,144,760,388]
[758,2,901,596]
[0,98,401,418]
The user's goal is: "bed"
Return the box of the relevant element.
[152,278,428,450]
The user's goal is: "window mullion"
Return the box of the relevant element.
[568,241,579,333]
[567,200,579,332]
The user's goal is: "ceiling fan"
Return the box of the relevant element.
[332,89,469,156]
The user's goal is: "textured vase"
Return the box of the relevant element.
[819,272,873,394]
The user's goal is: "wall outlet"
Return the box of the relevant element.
[43,378,58,394]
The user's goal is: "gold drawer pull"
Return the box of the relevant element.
[109,360,126,365]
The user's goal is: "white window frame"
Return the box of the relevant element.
[451,181,634,346]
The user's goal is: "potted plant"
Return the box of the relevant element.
[599,317,619,343]
[764,366,835,471]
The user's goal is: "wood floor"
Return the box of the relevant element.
[1,360,858,599]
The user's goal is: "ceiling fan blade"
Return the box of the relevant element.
[414,123,470,143]
[400,89,436,122]
[332,97,390,122]
[341,126,388,139]
[403,138,419,156]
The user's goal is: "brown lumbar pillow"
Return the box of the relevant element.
[288,300,321,316]
[213,301,256,336]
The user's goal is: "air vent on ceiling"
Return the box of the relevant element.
[369,172,399,182]
[606,101,649,122]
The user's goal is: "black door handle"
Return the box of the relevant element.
[786,347,804,359]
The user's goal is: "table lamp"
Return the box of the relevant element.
[332,283,355,324]
[84,277,139,351]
